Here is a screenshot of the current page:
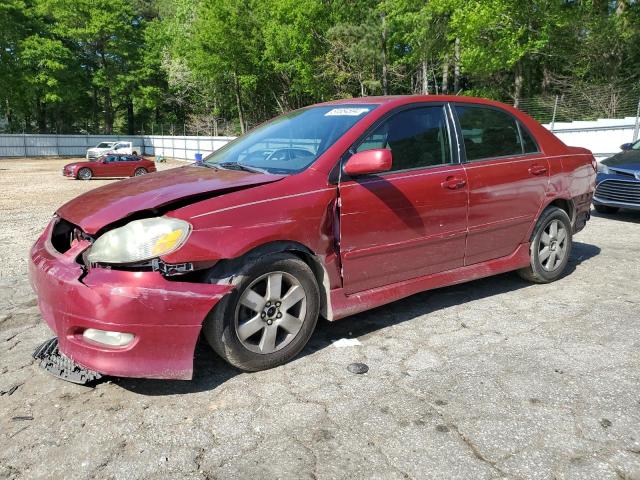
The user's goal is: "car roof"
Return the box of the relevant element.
[319,94,517,110]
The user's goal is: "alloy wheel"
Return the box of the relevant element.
[234,271,307,354]
[538,219,568,271]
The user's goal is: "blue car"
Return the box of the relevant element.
[594,139,640,214]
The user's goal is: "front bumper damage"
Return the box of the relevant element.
[29,219,234,381]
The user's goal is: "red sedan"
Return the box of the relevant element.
[30,96,596,381]
[63,154,156,180]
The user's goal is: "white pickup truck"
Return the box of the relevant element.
[86,141,142,160]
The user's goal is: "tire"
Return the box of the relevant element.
[518,206,573,284]
[132,150,138,156]
[77,168,92,180]
[594,204,619,214]
[202,252,320,371]
[133,167,147,177]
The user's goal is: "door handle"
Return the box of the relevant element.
[441,177,466,190]
[528,165,547,176]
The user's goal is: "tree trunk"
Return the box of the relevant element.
[213,94,219,136]
[126,98,135,135]
[104,88,113,134]
[233,71,245,134]
[5,99,12,130]
[422,58,429,95]
[453,38,461,94]
[381,12,389,96]
[442,53,450,94]
[513,62,524,108]
[541,66,552,93]
[36,100,47,133]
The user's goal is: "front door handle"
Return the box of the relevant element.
[441,176,466,190]
[528,165,547,176]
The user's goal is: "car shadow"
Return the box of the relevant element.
[115,241,600,396]
[591,208,640,224]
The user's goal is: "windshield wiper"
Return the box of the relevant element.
[199,163,219,170]
[219,162,267,174]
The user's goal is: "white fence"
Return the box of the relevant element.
[0,118,638,161]
[0,134,235,160]
[545,117,639,161]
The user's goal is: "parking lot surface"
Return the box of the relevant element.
[1,158,639,480]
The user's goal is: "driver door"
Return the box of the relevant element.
[338,105,469,294]
[99,155,119,177]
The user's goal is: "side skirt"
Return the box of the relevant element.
[329,243,530,321]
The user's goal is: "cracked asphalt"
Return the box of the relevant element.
[1,158,640,480]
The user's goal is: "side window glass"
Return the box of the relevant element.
[356,106,452,171]
[455,106,522,161]
[519,123,539,153]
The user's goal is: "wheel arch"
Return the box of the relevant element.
[526,197,574,242]
[546,197,574,223]
[77,167,93,179]
[204,240,333,320]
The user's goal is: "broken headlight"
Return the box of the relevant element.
[86,217,191,265]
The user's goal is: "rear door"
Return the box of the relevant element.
[118,155,139,176]
[338,104,469,294]
[453,104,549,265]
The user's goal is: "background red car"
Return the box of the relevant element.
[63,154,156,180]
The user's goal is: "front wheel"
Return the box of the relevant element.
[77,168,92,180]
[518,206,572,284]
[133,167,147,177]
[593,204,619,214]
[202,253,320,371]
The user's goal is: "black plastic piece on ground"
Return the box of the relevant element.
[32,337,103,385]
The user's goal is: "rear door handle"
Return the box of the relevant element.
[441,177,466,190]
[528,165,547,176]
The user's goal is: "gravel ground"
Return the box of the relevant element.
[1,157,639,480]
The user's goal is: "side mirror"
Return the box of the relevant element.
[621,143,633,151]
[343,149,392,177]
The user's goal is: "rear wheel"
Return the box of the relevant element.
[518,206,572,284]
[202,253,320,371]
[593,204,619,214]
[77,168,92,180]
[133,167,147,177]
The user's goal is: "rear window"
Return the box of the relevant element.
[455,106,536,161]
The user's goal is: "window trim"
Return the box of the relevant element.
[451,103,541,163]
[331,102,459,184]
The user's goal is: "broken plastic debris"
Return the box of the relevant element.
[32,337,103,385]
[332,338,362,348]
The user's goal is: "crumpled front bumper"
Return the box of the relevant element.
[28,221,233,380]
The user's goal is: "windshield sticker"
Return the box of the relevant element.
[324,108,370,117]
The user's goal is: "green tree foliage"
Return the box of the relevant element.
[1,0,639,134]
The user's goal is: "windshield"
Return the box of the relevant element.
[203,105,377,174]
[632,140,640,150]
[96,142,114,148]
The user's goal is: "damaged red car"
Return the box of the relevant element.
[29,96,596,381]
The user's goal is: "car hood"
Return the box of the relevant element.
[57,165,285,234]
[602,150,640,169]
[64,162,89,169]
